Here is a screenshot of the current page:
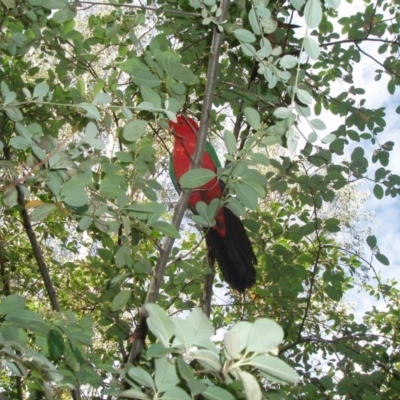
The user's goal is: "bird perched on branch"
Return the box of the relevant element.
[169,115,256,292]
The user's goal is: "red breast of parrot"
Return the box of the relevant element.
[169,115,256,292]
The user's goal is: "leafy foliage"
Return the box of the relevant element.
[0,0,399,398]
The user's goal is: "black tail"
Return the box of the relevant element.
[205,207,256,292]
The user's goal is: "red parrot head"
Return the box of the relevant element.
[169,115,199,139]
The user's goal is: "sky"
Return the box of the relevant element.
[304,1,400,319]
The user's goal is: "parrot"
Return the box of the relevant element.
[169,115,256,292]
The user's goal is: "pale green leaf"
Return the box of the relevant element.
[244,107,261,130]
[279,55,298,68]
[247,318,284,352]
[150,221,180,239]
[247,355,300,384]
[237,370,261,400]
[193,349,221,371]
[33,82,49,98]
[0,294,26,315]
[161,386,191,400]
[179,168,216,189]
[93,93,112,105]
[234,29,256,43]
[273,107,291,119]
[304,37,320,59]
[141,86,162,109]
[78,102,100,120]
[111,291,131,311]
[248,8,261,35]
[235,182,259,209]
[296,88,312,105]
[224,331,241,359]
[128,367,155,391]
[241,43,256,57]
[203,387,235,400]
[304,0,322,29]
[154,358,179,392]
[122,120,148,142]
[146,303,175,347]
[322,134,336,144]
[31,204,57,222]
[224,130,236,154]
[310,119,326,130]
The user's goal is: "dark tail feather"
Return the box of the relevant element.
[205,207,256,292]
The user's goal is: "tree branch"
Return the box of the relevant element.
[202,250,215,318]
[76,1,200,17]
[127,0,231,364]
[1,136,81,400]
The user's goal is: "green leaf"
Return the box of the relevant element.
[375,253,389,266]
[249,153,270,166]
[161,386,192,400]
[235,181,259,209]
[93,93,112,105]
[273,107,291,119]
[246,355,300,384]
[193,349,222,371]
[326,0,340,8]
[173,308,214,350]
[247,319,284,352]
[78,102,100,120]
[236,370,262,400]
[203,386,235,400]
[234,29,256,43]
[244,107,261,130]
[296,88,312,104]
[325,285,342,301]
[304,0,322,29]
[33,82,49,98]
[150,221,180,239]
[145,303,175,347]
[230,321,252,354]
[280,55,297,68]
[48,329,65,359]
[122,120,148,142]
[111,291,131,311]
[128,367,155,390]
[304,37,320,59]
[141,86,162,108]
[116,390,150,399]
[3,187,17,207]
[224,331,241,359]
[31,204,57,222]
[373,184,383,199]
[4,91,16,105]
[249,8,261,35]
[366,235,377,250]
[179,168,216,189]
[322,134,336,144]
[310,119,326,130]
[6,309,49,336]
[224,130,236,154]
[241,43,257,57]
[154,358,179,392]
[0,294,25,315]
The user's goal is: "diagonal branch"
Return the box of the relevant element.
[127,0,231,364]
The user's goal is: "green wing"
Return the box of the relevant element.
[205,140,221,168]
[169,152,180,194]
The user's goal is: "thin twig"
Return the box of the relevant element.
[127,0,231,364]
[355,42,400,79]
[0,141,65,192]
